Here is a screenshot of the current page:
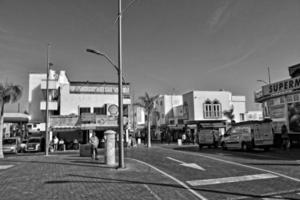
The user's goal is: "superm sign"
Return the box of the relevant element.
[262,77,300,96]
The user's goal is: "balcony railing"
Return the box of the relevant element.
[40,101,58,111]
[203,111,222,119]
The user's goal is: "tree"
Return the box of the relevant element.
[223,107,235,124]
[135,92,159,148]
[0,83,23,158]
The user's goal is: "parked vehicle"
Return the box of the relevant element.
[220,119,273,151]
[197,129,219,149]
[26,137,42,152]
[3,137,21,154]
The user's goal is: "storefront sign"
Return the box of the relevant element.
[262,77,300,96]
[50,115,79,128]
[269,104,285,119]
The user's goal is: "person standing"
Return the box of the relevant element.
[281,124,290,150]
[53,136,59,151]
[89,132,99,160]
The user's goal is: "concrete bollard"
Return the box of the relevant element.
[104,130,116,166]
[177,139,182,146]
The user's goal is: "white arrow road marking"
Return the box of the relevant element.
[167,157,205,171]
[0,165,14,170]
[187,173,278,186]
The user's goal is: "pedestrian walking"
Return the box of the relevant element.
[281,124,290,150]
[89,132,99,160]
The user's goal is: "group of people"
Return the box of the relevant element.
[51,136,65,151]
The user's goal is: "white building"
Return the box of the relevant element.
[28,69,131,148]
[183,90,246,136]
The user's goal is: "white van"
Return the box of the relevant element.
[220,120,273,151]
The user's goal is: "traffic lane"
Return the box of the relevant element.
[126,147,300,200]
[171,146,300,180]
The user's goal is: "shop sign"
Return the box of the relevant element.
[269,104,285,119]
[262,77,300,96]
[80,113,96,123]
[50,115,79,127]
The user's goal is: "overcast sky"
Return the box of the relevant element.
[1,0,300,112]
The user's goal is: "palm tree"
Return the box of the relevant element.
[223,107,235,124]
[135,92,159,148]
[0,83,23,158]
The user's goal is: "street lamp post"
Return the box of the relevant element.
[257,80,268,85]
[45,44,50,156]
[86,0,125,169]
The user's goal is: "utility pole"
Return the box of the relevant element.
[268,66,271,84]
[118,0,125,168]
[45,44,50,156]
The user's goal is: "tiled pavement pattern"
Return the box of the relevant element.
[0,153,199,200]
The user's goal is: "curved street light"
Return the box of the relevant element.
[257,79,268,85]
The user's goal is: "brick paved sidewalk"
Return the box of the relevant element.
[0,152,199,200]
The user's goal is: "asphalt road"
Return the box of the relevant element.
[125,144,300,200]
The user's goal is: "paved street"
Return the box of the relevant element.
[0,145,299,200]
[126,144,300,200]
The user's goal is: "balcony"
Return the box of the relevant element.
[41,79,58,90]
[40,101,58,111]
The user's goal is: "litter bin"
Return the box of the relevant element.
[177,139,182,146]
[79,144,92,157]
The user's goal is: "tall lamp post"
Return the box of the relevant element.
[45,44,50,156]
[86,0,125,168]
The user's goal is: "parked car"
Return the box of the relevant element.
[26,137,42,152]
[3,137,21,154]
[220,120,273,151]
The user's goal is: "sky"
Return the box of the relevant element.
[1,0,300,112]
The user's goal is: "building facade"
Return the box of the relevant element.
[255,63,300,145]
[28,70,131,149]
[183,90,246,139]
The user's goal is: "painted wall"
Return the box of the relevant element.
[28,73,46,123]
[60,84,120,115]
[183,91,246,122]
[232,96,246,122]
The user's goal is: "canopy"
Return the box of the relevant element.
[3,113,30,123]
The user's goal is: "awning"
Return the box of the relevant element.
[4,113,30,123]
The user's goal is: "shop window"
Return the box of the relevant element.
[79,107,90,115]
[169,120,175,125]
[94,107,106,115]
[280,97,285,104]
[287,95,293,102]
[178,119,184,124]
[294,94,299,102]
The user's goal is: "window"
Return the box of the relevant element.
[178,119,184,124]
[240,113,245,121]
[203,99,222,119]
[94,107,106,115]
[79,107,90,115]
[169,120,175,125]
[294,94,299,102]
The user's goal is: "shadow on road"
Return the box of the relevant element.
[44,174,300,200]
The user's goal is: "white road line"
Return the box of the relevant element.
[196,153,300,182]
[128,158,208,200]
[143,184,162,200]
[187,173,278,186]
[0,165,14,170]
[167,157,185,164]
[167,157,205,171]
[159,147,300,183]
